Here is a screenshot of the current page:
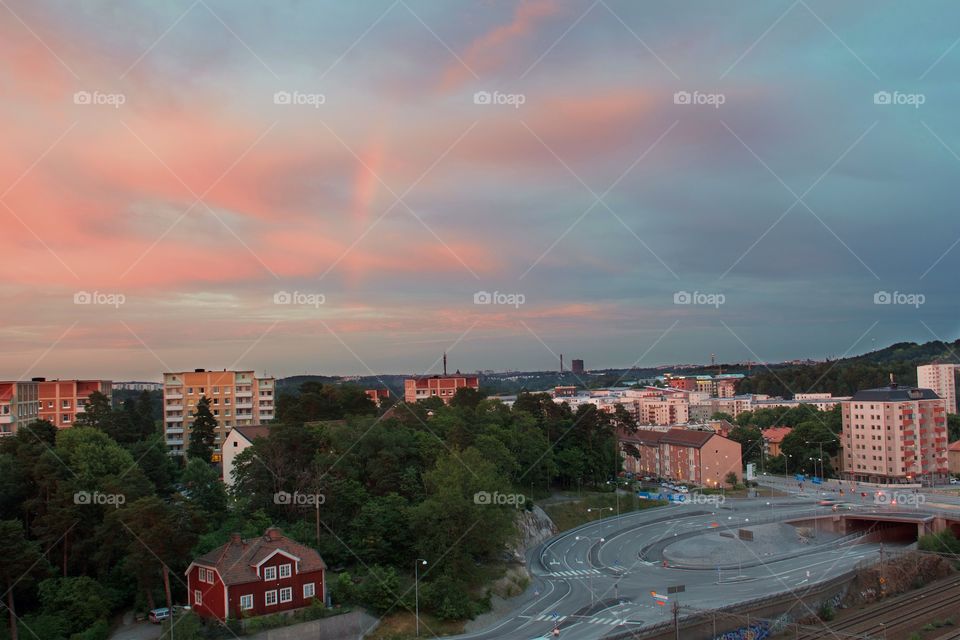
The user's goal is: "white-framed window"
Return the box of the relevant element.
[279,587,292,603]
[265,590,278,607]
[303,583,315,598]
[263,566,277,580]
[279,563,292,578]
[194,590,202,605]
[239,594,253,610]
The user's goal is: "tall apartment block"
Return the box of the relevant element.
[917,363,957,415]
[36,378,113,428]
[0,381,40,436]
[163,369,275,457]
[841,383,948,484]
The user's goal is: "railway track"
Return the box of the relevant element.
[794,577,960,640]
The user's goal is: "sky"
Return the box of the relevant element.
[1,0,959,380]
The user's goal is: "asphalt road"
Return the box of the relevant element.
[449,495,891,640]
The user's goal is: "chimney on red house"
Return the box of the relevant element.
[230,532,242,545]
[265,527,283,541]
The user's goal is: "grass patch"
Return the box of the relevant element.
[542,491,666,532]
[366,611,467,639]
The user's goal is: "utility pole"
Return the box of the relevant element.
[672,601,680,640]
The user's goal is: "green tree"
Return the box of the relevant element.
[728,426,763,465]
[358,565,402,614]
[181,458,228,518]
[0,520,49,640]
[948,414,960,443]
[73,391,112,429]
[37,576,110,635]
[186,397,217,461]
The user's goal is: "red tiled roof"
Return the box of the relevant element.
[192,528,326,586]
[948,441,960,452]
[763,426,793,444]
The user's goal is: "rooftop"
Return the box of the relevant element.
[850,386,941,402]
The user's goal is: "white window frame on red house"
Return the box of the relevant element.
[263,566,277,580]
[279,587,292,603]
[303,583,315,599]
[239,594,253,610]
[194,590,202,605]
[265,590,278,607]
[279,563,292,578]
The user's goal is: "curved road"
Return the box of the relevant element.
[451,495,891,640]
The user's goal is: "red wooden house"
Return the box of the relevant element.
[185,527,326,621]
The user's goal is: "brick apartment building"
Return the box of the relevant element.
[917,363,957,415]
[620,427,742,487]
[163,370,275,456]
[0,381,39,436]
[404,373,479,404]
[841,383,949,484]
[36,378,113,428]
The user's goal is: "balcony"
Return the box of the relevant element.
[0,415,11,424]
[165,393,183,400]
[166,438,184,446]
[235,401,253,409]
[166,414,183,421]
[166,427,184,435]
[235,390,253,398]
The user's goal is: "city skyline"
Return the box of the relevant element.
[2,1,960,380]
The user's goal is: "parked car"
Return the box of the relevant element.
[950,478,960,485]
[678,486,689,493]
[149,608,170,624]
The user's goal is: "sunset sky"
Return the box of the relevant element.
[2,0,959,380]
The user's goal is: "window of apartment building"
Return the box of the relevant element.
[213,398,218,405]
[62,414,70,423]
[240,594,253,610]
[224,398,231,405]
[263,566,277,580]
[279,587,292,603]
[62,400,70,408]
[187,387,193,394]
[214,410,219,416]
[212,387,219,394]
[265,590,277,607]
[199,388,205,394]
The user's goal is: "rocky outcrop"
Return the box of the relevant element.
[507,505,558,563]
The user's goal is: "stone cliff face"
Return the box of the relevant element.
[507,505,558,563]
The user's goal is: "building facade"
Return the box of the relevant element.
[403,373,479,404]
[163,370,275,456]
[36,379,113,428]
[222,425,270,486]
[917,364,957,415]
[186,528,325,621]
[0,381,40,436]
[620,428,742,487]
[841,384,949,484]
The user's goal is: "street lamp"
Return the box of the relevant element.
[415,558,427,636]
[574,536,605,606]
[606,480,621,519]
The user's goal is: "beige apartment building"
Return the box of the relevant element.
[841,384,949,484]
[163,369,275,457]
[917,363,957,415]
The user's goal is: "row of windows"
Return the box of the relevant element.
[235,583,315,610]
[263,563,293,580]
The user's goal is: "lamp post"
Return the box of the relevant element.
[784,453,792,479]
[574,536,605,606]
[606,480,621,519]
[415,558,427,636]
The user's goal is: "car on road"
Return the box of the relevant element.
[818,498,838,506]
[148,608,170,624]
[950,478,960,485]
[677,486,689,493]
[832,503,854,511]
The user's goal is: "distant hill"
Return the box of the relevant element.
[737,338,960,399]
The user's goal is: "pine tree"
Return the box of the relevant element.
[186,396,217,462]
